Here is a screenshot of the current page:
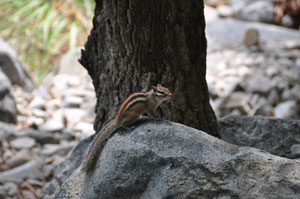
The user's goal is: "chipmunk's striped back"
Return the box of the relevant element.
[115,92,148,121]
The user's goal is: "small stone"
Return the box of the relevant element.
[46,99,61,111]
[10,137,36,149]
[274,101,298,119]
[29,97,46,110]
[22,190,37,199]
[23,128,60,145]
[73,122,94,133]
[32,109,47,118]
[217,5,234,18]
[66,88,95,98]
[243,28,259,47]
[290,144,300,156]
[272,76,289,90]
[45,155,65,166]
[280,15,293,28]
[238,65,250,77]
[0,121,17,140]
[282,85,300,101]
[0,185,5,197]
[5,150,35,168]
[267,89,280,106]
[41,142,78,157]
[246,75,272,95]
[0,160,43,183]
[3,182,18,196]
[39,118,64,133]
[295,58,300,72]
[282,40,300,50]
[3,150,13,162]
[63,96,83,108]
[255,104,273,116]
[43,164,55,179]
[218,92,251,116]
[63,108,87,125]
[28,117,44,126]
[266,67,279,77]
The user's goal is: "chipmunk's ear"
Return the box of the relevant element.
[152,86,157,92]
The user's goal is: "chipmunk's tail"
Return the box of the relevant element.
[81,119,118,173]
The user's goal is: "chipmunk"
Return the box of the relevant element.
[82,84,172,172]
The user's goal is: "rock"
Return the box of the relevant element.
[22,128,60,145]
[280,14,293,28]
[28,96,46,110]
[43,164,56,179]
[0,160,43,183]
[10,137,36,149]
[266,66,280,77]
[245,75,273,95]
[28,117,44,126]
[233,1,275,24]
[3,182,18,196]
[296,58,300,72]
[5,150,35,168]
[46,99,61,111]
[205,8,300,48]
[218,92,251,116]
[0,121,17,140]
[65,88,96,98]
[0,38,34,91]
[22,190,38,199]
[274,101,298,119]
[2,150,13,162]
[63,108,87,124]
[73,122,94,133]
[39,118,65,133]
[0,186,5,198]
[32,108,47,118]
[0,70,17,124]
[218,115,300,158]
[254,104,273,116]
[217,5,233,18]
[272,75,289,90]
[250,97,273,116]
[282,40,300,50]
[41,142,78,157]
[43,121,300,199]
[267,89,280,106]
[63,96,83,108]
[282,85,300,102]
[243,28,259,47]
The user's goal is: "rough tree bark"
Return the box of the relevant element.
[79,0,218,136]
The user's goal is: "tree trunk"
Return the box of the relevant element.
[79,0,218,136]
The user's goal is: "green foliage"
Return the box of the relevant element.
[0,0,95,83]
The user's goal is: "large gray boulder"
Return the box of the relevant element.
[218,115,300,158]
[0,38,34,91]
[43,119,300,199]
[0,70,17,124]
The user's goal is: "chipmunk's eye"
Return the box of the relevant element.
[159,91,166,95]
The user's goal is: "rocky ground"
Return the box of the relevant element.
[0,3,300,199]
[0,73,96,198]
[207,43,300,119]
[205,6,300,120]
